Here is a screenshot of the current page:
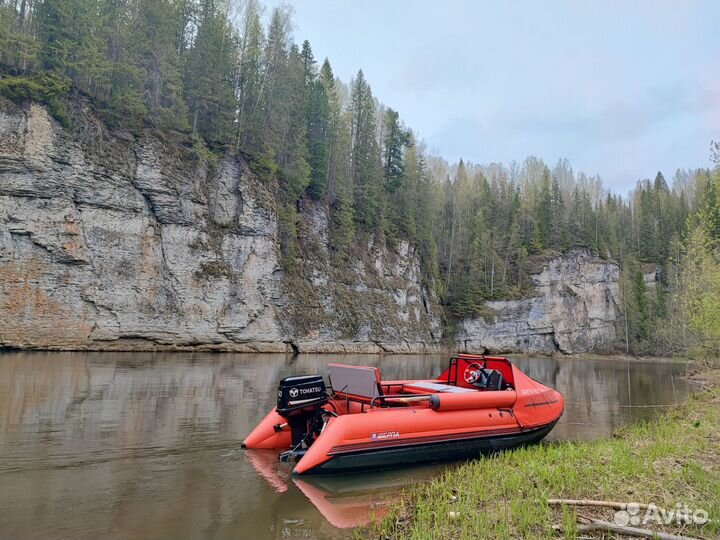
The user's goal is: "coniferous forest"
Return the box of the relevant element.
[1,0,719,358]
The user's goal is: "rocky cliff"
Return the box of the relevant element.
[457,250,620,354]
[0,100,621,355]
[0,100,442,352]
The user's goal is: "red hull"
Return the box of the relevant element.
[243,355,564,475]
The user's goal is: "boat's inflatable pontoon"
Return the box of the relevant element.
[243,354,564,475]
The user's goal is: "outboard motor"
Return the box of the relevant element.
[276,375,328,461]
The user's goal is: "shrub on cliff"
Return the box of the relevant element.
[0,71,70,125]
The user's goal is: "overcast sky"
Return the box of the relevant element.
[265,0,720,194]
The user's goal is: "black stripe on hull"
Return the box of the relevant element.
[295,421,558,476]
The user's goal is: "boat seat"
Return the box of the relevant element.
[328,364,382,401]
[404,381,475,394]
[479,369,505,391]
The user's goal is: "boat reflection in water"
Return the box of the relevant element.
[247,447,441,533]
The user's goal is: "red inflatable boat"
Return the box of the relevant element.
[243,354,564,475]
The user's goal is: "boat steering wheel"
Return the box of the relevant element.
[463,362,488,385]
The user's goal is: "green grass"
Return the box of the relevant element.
[370,371,720,539]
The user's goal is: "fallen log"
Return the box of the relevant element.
[575,517,701,540]
[547,498,653,511]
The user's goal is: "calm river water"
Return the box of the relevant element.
[0,352,694,540]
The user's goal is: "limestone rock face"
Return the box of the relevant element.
[284,198,444,353]
[458,250,620,354]
[0,101,621,354]
[0,100,442,352]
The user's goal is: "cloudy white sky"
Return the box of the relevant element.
[266,0,720,193]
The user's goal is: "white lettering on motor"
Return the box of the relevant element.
[298,387,322,394]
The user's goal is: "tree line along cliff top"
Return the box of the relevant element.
[1,0,719,357]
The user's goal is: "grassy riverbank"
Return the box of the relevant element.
[372,369,720,539]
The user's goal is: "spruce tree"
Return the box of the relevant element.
[382,108,408,193]
[536,167,553,248]
[235,0,265,152]
[261,6,292,154]
[131,0,189,131]
[279,43,310,201]
[303,42,331,200]
[349,69,381,228]
[184,0,237,144]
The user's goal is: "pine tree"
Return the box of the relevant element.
[278,43,310,201]
[184,0,237,144]
[536,167,553,248]
[549,175,568,248]
[654,171,670,260]
[303,42,331,199]
[637,185,658,262]
[131,0,189,131]
[322,60,355,254]
[0,0,40,73]
[319,59,340,197]
[260,6,292,154]
[382,108,408,193]
[349,69,381,228]
[235,0,265,151]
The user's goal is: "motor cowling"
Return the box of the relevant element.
[277,375,327,415]
[276,375,328,451]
